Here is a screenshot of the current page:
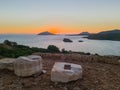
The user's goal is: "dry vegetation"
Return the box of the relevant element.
[0,53,120,90]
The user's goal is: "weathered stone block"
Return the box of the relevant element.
[51,62,82,83]
[0,58,16,71]
[14,55,42,77]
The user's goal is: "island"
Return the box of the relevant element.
[38,31,55,35]
[65,32,90,36]
[78,32,90,35]
[78,40,84,42]
[63,38,73,42]
[87,29,120,41]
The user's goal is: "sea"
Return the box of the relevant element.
[0,34,120,56]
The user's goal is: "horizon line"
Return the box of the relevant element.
[0,29,120,35]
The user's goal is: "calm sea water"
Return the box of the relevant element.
[0,34,120,56]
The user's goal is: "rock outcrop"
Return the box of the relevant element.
[51,62,82,83]
[63,38,73,42]
[87,29,120,41]
[78,40,83,42]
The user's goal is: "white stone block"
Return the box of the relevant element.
[0,58,16,71]
[51,62,82,83]
[14,55,42,77]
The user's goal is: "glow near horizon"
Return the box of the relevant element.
[0,0,120,34]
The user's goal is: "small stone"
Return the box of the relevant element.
[63,87,68,90]
[32,82,37,86]
[50,86,53,88]
[73,87,80,90]
[54,82,58,85]
[95,81,98,83]
[42,70,47,74]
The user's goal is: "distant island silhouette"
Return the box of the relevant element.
[78,32,90,35]
[38,31,55,35]
[66,32,90,36]
[37,29,120,41]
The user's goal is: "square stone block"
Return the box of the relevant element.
[51,62,82,83]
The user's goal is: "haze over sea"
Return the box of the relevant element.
[0,34,120,56]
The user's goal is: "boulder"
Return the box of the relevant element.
[63,38,73,42]
[51,62,82,83]
[78,40,83,42]
[0,58,16,71]
[14,55,42,77]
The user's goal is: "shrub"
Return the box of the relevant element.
[3,40,17,46]
[61,48,69,54]
[31,47,48,53]
[47,45,60,53]
[0,40,61,58]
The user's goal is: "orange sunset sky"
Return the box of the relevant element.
[0,0,120,34]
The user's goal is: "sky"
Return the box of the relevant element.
[0,0,120,34]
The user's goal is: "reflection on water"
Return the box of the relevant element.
[0,34,120,56]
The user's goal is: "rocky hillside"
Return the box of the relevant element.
[88,29,120,41]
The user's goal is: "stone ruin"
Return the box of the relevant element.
[51,62,82,83]
[0,55,83,83]
[0,58,16,71]
[14,55,42,77]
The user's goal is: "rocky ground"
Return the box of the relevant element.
[0,53,120,90]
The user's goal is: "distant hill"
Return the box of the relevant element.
[38,31,55,35]
[79,32,90,35]
[66,32,90,36]
[65,34,78,36]
[87,29,120,41]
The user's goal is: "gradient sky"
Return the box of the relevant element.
[0,0,120,34]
